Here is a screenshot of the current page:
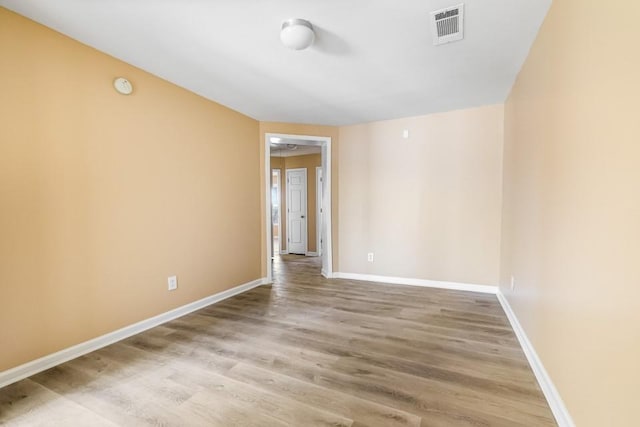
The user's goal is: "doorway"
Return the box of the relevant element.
[285,168,308,255]
[316,166,323,257]
[271,169,282,256]
[265,133,333,283]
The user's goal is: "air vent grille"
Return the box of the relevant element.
[431,4,464,45]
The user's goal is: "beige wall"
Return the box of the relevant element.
[259,123,339,276]
[271,154,322,253]
[338,105,504,286]
[500,1,640,425]
[0,8,261,371]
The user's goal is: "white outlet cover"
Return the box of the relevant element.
[168,275,178,291]
[402,129,409,139]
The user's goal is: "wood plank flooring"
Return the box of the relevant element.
[0,255,556,426]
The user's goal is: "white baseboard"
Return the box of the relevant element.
[0,277,266,389]
[305,251,319,257]
[333,272,498,294]
[496,291,575,427]
[279,250,289,255]
[320,269,333,278]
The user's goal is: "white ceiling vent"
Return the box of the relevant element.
[430,4,464,45]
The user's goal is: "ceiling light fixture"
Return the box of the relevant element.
[280,18,315,50]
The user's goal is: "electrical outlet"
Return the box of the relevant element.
[168,275,178,291]
[367,253,374,262]
[510,276,515,291]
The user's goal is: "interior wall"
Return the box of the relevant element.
[0,8,261,371]
[271,154,322,253]
[338,105,504,286]
[500,0,640,425]
[259,123,339,276]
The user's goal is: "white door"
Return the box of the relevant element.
[316,167,323,257]
[286,168,307,255]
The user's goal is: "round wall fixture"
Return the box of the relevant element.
[280,19,315,50]
[113,77,133,95]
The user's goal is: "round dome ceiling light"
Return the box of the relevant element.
[280,18,315,50]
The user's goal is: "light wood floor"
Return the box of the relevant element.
[0,255,556,426]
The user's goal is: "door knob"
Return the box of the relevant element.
[301,215,305,218]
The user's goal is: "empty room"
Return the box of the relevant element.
[0,1,638,426]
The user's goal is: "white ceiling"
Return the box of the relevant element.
[271,137,322,157]
[0,0,551,126]
[271,144,321,158]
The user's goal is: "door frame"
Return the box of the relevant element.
[271,168,282,255]
[265,133,333,283]
[285,167,308,256]
[316,166,323,257]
